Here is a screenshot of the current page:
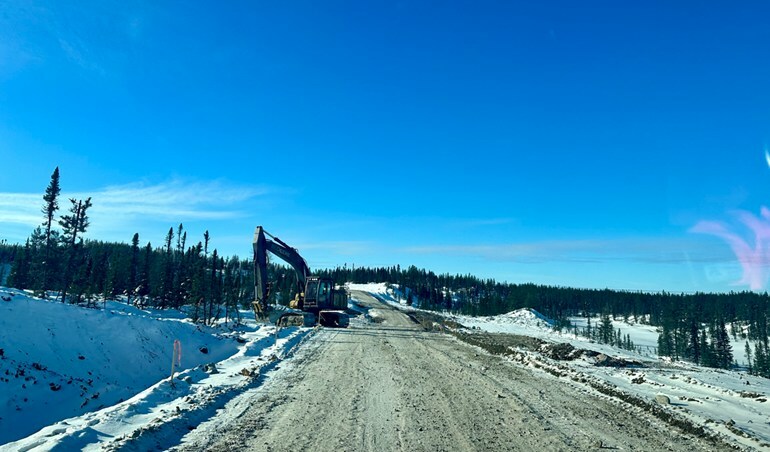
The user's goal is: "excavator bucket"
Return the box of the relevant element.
[252,301,268,323]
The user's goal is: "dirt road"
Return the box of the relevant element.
[175,292,717,451]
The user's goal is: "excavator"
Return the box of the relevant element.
[252,226,349,327]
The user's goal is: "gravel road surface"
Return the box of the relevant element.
[175,291,717,451]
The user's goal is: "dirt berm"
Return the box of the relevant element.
[175,291,721,451]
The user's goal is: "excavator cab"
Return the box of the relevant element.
[304,277,348,326]
[305,279,318,307]
[303,277,333,309]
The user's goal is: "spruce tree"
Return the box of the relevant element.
[223,256,234,324]
[658,324,673,358]
[688,319,701,364]
[190,241,205,323]
[176,223,184,252]
[136,242,152,306]
[745,341,753,373]
[586,316,592,339]
[58,197,92,303]
[208,249,220,324]
[40,167,61,294]
[699,326,712,366]
[164,227,174,254]
[28,226,46,295]
[71,255,94,306]
[600,312,613,344]
[160,227,174,307]
[7,239,32,289]
[103,252,119,301]
[128,233,139,304]
[714,319,733,369]
[754,342,769,377]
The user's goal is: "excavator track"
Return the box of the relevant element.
[318,311,350,328]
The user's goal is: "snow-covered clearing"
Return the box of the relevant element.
[0,287,314,451]
[351,282,770,449]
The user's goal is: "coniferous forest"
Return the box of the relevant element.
[2,168,769,377]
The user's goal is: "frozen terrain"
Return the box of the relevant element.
[171,290,718,452]
[353,282,770,449]
[0,287,312,451]
[2,282,769,450]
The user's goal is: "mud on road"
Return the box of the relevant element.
[175,292,719,451]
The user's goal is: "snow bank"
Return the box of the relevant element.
[3,325,311,452]
[451,309,556,336]
[0,287,239,444]
[491,308,555,328]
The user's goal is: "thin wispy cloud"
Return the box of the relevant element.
[0,1,147,77]
[0,193,40,225]
[403,237,731,265]
[94,179,267,209]
[0,179,270,236]
[57,37,104,75]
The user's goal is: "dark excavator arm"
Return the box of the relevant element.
[253,226,311,311]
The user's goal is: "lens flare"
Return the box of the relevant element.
[765,148,770,169]
[690,207,770,291]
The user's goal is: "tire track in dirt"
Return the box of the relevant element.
[175,292,719,451]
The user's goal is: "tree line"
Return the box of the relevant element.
[0,168,300,325]
[2,168,769,375]
[318,264,770,374]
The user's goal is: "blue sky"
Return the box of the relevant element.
[2,1,770,293]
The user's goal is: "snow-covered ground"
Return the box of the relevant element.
[5,281,770,449]
[352,282,770,449]
[0,287,314,450]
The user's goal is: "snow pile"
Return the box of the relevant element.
[347,282,392,297]
[491,308,555,329]
[452,309,557,336]
[0,286,310,449]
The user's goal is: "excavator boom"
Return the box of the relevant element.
[252,226,349,327]
[253,226,310,312]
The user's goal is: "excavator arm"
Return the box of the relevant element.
[252,225,349,328]
[253,226,311,312]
